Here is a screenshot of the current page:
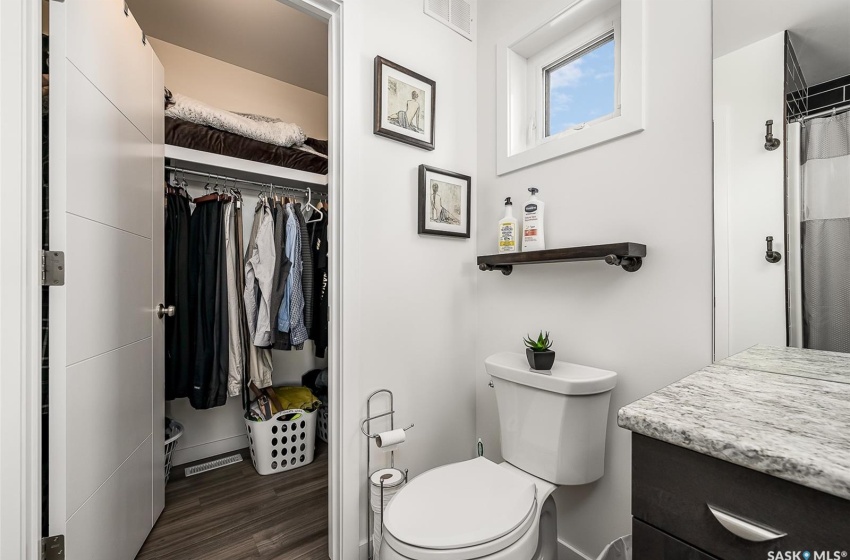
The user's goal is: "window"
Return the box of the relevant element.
[544,32,616,137]
[496,0,644,175]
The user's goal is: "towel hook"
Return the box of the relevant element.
[765,236,782,263]
[764,120,781,151]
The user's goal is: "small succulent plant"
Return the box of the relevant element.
[523,331,553,352]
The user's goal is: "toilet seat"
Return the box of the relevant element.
[382,502,537,560]
[382,458,538,560]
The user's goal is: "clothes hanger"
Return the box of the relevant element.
[193,173,223,204]
[177,170,191,199]
[165,171,191,200]
[220,177,231,203]
[305,187,324,223]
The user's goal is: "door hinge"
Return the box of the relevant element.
[41,535,65,560]
[42,250,65,286]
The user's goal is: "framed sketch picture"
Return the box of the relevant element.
[418,165,471,238]
[374,56,436,150]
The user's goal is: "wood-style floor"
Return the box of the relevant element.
[137,443,329,560]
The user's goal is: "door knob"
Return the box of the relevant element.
[156,304,175,319]
[765,236,782,263]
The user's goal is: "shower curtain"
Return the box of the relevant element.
[801,111,850,352]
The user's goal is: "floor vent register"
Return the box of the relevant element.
[184,454,243,477]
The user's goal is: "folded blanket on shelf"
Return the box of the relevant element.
[165,91,308,148]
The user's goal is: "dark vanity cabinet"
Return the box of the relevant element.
[631,434,850,559]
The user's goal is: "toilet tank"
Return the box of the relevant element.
[484,352,617,485]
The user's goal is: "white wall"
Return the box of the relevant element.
[148,37,328,139]
[713,32,786,360]
[339,0,479,551]
[475,1,714,557]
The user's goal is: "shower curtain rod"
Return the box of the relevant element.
[798,102,850,122]
[164,165,327,198]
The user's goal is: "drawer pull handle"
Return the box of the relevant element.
[707,504,787,542]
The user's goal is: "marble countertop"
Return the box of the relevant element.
[618,345,850,500]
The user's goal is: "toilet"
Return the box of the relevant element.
[379,352,618,560]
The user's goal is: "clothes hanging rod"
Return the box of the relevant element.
[797,102,850,122]
[165,165,326,197]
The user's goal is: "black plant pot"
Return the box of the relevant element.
[526,349,556,371]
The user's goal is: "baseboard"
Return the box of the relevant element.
[172,434,249,466]
[559,538,595,560]
[361,533,591,559]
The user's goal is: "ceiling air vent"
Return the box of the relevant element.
[424,0,474,41]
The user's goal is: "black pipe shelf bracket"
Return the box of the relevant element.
[477,242,646,276]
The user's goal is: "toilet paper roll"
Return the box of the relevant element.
[375,428,406,451]
[369,467,405,490]
[369,468,406,558]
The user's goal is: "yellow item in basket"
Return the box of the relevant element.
[272,386,321,414]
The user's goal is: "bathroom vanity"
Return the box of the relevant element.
[619,345,850,558]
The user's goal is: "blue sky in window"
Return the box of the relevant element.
[548,39,615,135]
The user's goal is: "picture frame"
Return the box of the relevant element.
[418,165,471,238]
[374,56,436,151]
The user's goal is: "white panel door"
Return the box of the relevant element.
[49,0,164,557]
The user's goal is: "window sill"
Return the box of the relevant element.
[497,111,643,175]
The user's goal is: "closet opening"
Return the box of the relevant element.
[137,1,332,557]
[42,0,340,557]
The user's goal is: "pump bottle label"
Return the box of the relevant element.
[499,224,517,251]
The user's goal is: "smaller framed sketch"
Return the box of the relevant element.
[374,56,436,151]
[418,165,471,238]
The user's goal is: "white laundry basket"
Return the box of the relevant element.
[246,409,317,476]
[164,418,184,484]
[317,404,329,443]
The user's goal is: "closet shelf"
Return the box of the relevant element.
[477,242,646,275]
[165,145,328,192]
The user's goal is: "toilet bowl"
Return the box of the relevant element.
[379,458,557,560]
[379,352,617,560]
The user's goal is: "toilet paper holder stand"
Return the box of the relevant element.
[362,388,414,560]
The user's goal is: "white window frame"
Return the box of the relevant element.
[536,17,619,139]
[496,0,644,175]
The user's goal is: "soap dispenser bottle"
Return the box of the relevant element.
[498,197,518,254]
[522,187,545,251]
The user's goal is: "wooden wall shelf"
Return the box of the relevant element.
[477,242,646,275]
